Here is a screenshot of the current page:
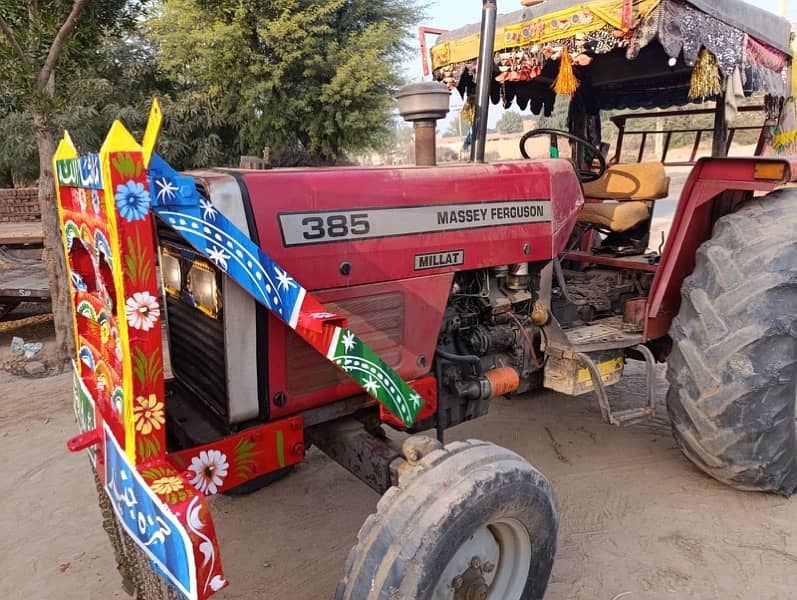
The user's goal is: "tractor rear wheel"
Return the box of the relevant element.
[666,190,797,495]
[335,439,558,600]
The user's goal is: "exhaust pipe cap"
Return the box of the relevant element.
[397,81,451,123]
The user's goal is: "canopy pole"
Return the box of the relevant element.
[471,0,497,163]
[712,82,728,157]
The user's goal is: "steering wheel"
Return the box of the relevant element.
[519,128,607,183]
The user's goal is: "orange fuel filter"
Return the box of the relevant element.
[484,366,521,397]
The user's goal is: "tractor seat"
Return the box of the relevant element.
[579,162,670,233]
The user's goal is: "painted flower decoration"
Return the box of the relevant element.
[188,449,229,495]
[125,291,161,331]
[134,393,165,435]
[206,246,230,271]
[78,188,89,212]
[100,320,110,344]
[116,180,151,222]
[151,476,184,495]
[91,189,101,215]
[155,177,179,203]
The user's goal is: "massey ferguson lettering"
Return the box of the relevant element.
[279,200,550,246]
[437,204,546,225]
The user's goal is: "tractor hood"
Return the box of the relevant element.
[191,160,583,291]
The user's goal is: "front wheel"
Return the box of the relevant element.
[335,439,558,600]
[666,190,797,495]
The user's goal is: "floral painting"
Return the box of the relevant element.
[188,450,229,495]
[125,290,160,331]
[116,180,151,222]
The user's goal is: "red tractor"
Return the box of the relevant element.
[61,1,796,599]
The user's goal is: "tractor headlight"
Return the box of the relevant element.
[186,260,220,318]
[161,250,182,296]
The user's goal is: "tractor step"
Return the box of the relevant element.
[562,316,643,352]
[577,345,657,426]
[543,317,655,426]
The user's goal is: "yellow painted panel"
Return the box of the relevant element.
[141,99,163,169]
[577,356,624,385]
[99,120,143,464]
[431,0,661,69]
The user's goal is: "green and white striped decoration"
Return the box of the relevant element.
[327,327,424,425]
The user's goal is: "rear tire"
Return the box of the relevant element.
[335,439,558,600]
[666,190,797,495]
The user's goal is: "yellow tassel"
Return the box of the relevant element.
[688,49,722,100]
[462,93,476,125]
[553,47,579,96]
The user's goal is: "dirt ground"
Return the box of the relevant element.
[2,315,796,600]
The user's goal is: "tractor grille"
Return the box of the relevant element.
[158,219,228,421]
[165,295,227,419]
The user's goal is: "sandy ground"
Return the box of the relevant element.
[2,345,797,600]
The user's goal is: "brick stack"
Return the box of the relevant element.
[0,188,42,222]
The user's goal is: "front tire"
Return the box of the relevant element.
[335,440,558,600]
[666,190,797,495]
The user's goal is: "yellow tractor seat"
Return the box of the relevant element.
[579,201,652,233]
[579,162,670,232]
[582,162,670,200]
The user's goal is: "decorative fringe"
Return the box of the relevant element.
[688,48,722,100]
[772,97,797,152]
[462,93,476,125]
[553,47,579,96]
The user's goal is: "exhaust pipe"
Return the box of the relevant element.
[470,0,497,163]
[397,82,451,166]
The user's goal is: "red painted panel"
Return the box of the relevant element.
[241,160,582,290]
[168,415,303,493]
[380,375,437,428]
[645,157,796,340]
[268,274,453,417]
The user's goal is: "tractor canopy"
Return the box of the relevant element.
[430,0,794,115]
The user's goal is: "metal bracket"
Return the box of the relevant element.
[576,344,657,426]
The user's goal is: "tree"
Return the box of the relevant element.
[496,110,524,134]
[147,0,422,164]
[0,1,137,364]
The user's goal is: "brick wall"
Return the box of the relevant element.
[0,188,41,222]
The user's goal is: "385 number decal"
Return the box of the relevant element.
[300,213,370,240]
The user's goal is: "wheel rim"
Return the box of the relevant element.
[432,517,531,600]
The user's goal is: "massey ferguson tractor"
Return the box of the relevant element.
[61,1,796,599]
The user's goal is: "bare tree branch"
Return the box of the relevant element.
[0,15,30,65]
[36,0,88,90]
[26,0,39,39]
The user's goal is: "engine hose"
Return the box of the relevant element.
[506,311,543,370]
[435,347,482,367]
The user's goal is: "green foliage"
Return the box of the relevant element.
[1,0,422,177]
[147,0,422,164]
[496,111,524,135]
[0,1,138,111]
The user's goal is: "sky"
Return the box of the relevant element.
[406,0,796,130]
